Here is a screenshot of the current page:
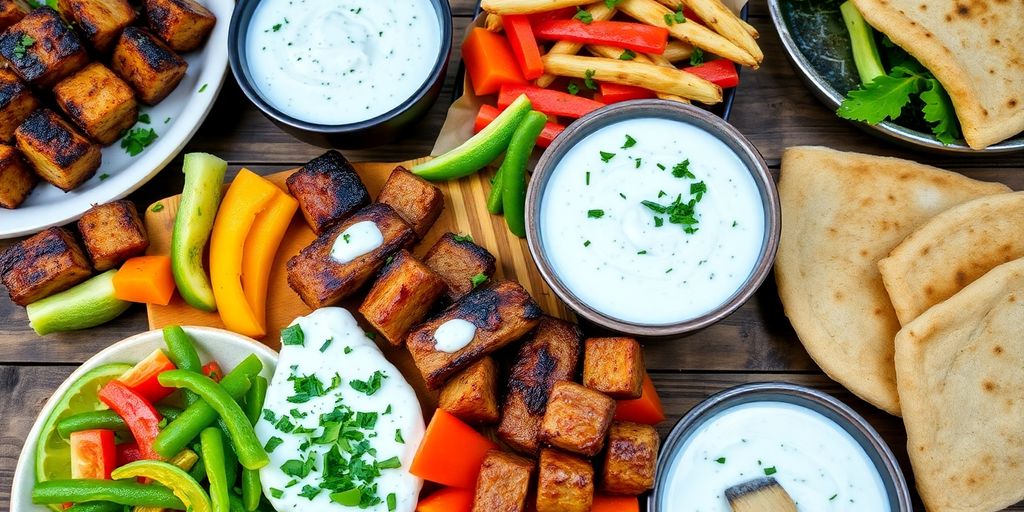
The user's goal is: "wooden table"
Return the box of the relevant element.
[2,2,1022,510]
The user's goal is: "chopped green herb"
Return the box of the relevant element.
[665,268,673,273]
[13,34,34,59]
[120,127,158,157]
[330,489,360,506]
[99,173,110,181]
[343,233,352,244]
[830,494,838,501]
[281,324,304,346]
[689,47,705,66]
[198,83,208,93]
[634,158,642,168]
[619,49,636,60]
[637,250,647,255]
[599,151,615,162]
[344,346,353,354]
[384,404,392,414]
[387,493,397,511]
[654,216,664,227]
[567,81,580,95]
[377,456,402,470]
[150,203,164,213]
[287,373,325,403]
[271,23,283,31]
[395,429,404,443]
[270,488,284,499]
[164,117,171,124]
[299,485,321,499]
[138,113,151,124]
[350,370,387,395]
[584,69,597,90]
[732,220,738,227]
[715,457,726,464]
[619,192,627,199]
[585,171,591,185]
[452,233,473,243]
[690,181,707,200]
[470,273,488,288]
[264,436,283,453]
[574,6,593,23]
[604,0,622,7]
[764,466,778,476]
[672,159,694,179]
[587,209,605,219]
[622,134,637,148]
[656,163,666,170]
[319,338,333,353]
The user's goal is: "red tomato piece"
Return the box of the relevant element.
[116,348,176,403]
[70,429,117,479]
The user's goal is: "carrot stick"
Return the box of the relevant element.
[410,410,497,488]
[112,256,176,306]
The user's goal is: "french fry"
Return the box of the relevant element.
[535,2,617,87]
[663,40,694,62]
[482,0,594,15]
[485,13,504,31]
[616,0,757,68]
[663,0,762,63]
[644,52,691,103]
[542,54,721,104]
[587,45,689,103]
[740,17,758,38]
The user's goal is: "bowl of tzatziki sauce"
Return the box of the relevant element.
[649,383,912,512]
[526,100,780,337]
[228,0,452,148]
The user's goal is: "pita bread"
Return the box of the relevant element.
[879,191,1024,325]
[776,146,1008,415]
[851,0,1024,150]
[895,257,1024,512]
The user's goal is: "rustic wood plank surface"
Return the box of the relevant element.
[1,2,1021,510]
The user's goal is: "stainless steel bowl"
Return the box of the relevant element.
[649,382,913,512]
[768,0,1023,154]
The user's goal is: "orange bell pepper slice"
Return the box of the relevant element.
[592,495,640,512]
[416,487,474,512]
[112,256,176,306]
[241,190,297,333]
[410,409,497,488]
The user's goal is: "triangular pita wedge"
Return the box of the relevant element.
[895,257,1024,512]
[776,146,1008,415]
[852,0,1024,149]
[879,191,1024,325]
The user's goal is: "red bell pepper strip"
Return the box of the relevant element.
[70,429,117,480]
[534,19,669,54]
[498,84,605,119]
[116,442,144,466]
[98,381,164,461]
[201,361,223,383]
[684,59,740,88]
[462,28,526,96]
[597,82,656,103]
[502,15,544,80]
[116,349,176,403]
[474,104,564,148]
[527,6,574,24]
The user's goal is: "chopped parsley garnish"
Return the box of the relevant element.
[573,6,592,24]
[654,216,664,227]
[343,346,353,355]
[452,233,473,242]
[642,192,704,235]
[830,494,838,501]
[263,409,277,423]
[287,374,326,404]
[637,250,647,255]
[387,493,397,511]
[319,338,333,352]
[604,0,622,7]
[377,456,401,470]
[269,488,284,499]
[671,159,694,178]
[395,429,404,443]
[690,181,707,200]
[715,457,726,464]
[299,485,321,499]
[567,81,580,95]
[764,466,778,476]
[281,456,316,478]
[198,83,208,93]
[383,404,392,414]
[343,233,352,244]
[274,415,295,433]
[587,209,605,219]
[120,127,158,156]
[689,47,705,66]
[619,192,627,199]
[265,436,284,453]
[619,49,636,60]
[599,151,615,162]
[585,171,590,185]
[99,173,110,181]
[271,22,283,31]
[150,203,164,213]
[470,272,488,288]
[350,370,387,395]
[164,117,171,124]
[622,134,636,148]
[13,34,34,59]
[138,113,151,124]
[583,240,591,247]
[584,69,597,90]
[281,324,304,346]
[634,158,642,168]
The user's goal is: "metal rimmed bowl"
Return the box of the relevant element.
[649,382,913,512]
[525,100,780,338]
[768,0,1023,154]
[228,0,453,149]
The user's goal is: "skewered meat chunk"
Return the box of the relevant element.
[144,0,215,52]
[600,421,659,495]
[358,249,446,345]
[407,280,542,389]
[57,0,136,53]
[539,381,616,457]
[286,150,370,235]
[582,337,644,399]
[287,203,415,309]
[53,62,138,145]
[77,200,148,271]
[498,316,582,455]
[0,226,92,305]
[472,450,534,512]
[15,108,101,191]
[423,232,496,301]
[0,0,30,33]
[0,143,33,208]
[111,27,187,105]
[536,448,594,512]
[438,356,500,424]
[376,166,443,239]
[0,7,89,87]
[0,68,39,142]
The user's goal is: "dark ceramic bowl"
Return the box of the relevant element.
[525,100,780,338]
[228,0,453,149]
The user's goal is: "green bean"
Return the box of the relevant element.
[201,427,230,512]
[243,376,267,425]
[158,369,268,470]
[57,406,181,439]
[163,325,203,406]
[66,502,124,512]
[220,422,239,488]
[188,449,208,484]
[152,354,262,458]
[486,166,504,214]
[501,111,548,238]
[33,480,183,508]
[242,376,267,511]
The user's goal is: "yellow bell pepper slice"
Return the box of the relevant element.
[111,460,211,512]
[241,190,298,333]
[134,449,199,512]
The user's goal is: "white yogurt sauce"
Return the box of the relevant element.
[662,402,890,511]
[330,221,384,264]
[540,117,765,325]
[255,307,424,512]
[246,0,442,125]
[432,319,477,353]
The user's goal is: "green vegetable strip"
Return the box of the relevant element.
[220,423,240,490]
[171,152,227,312]
[228,493,248,512]
[486,166,505,215]
[189,450,208,483]
[157,370,269,470]
[57,406,181,438]
[502,111,549,238]
[201,427,231,512]
[26,270,130,336]
[65,502,124,512]
[32,480,184,508]
[163,326,204,407]
[153,355,262,458]
[242,377,267,511]
[840,1,884,85]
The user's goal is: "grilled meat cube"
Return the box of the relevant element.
[407,280,542,389]
[287,203,414,309]
[0,143,33,208]
[15,108,101,191]
[601,421,659,495]
[358,249,446,345]
[376,166,443,239]
[54,62,138,145]
[438,356,500,424]
[57,0,136,53]
[536,448,594,512]
[77,200,148,271]
[0,226,91,305]
[111,27,187,105]
[0,7,88,87]
[144,0,215,52]
[472,450,534,512]
[539,381,615,457]
[286,150,370,234]
[423,232,496,301]
[582,337,644,399]
[0,68,39,142]
[498,316,582,455]
[0,0,30,33]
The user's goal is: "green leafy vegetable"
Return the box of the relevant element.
[120,127,158,156]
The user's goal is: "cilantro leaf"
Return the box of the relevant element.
[920,78,960,145]
[837,68,924,124]
[584,69,597,90]
[574,6,592,23]
[281,324,304,346]
[120,127,158,157]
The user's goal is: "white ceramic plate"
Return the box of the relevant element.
[0,0,232,239]
[9,326,278,512]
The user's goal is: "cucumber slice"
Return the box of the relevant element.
[27,270,131,335]
[171,152,227,312]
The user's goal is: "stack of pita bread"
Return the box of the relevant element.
[776,146,1024,512]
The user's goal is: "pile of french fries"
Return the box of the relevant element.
[480,0,763,105]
